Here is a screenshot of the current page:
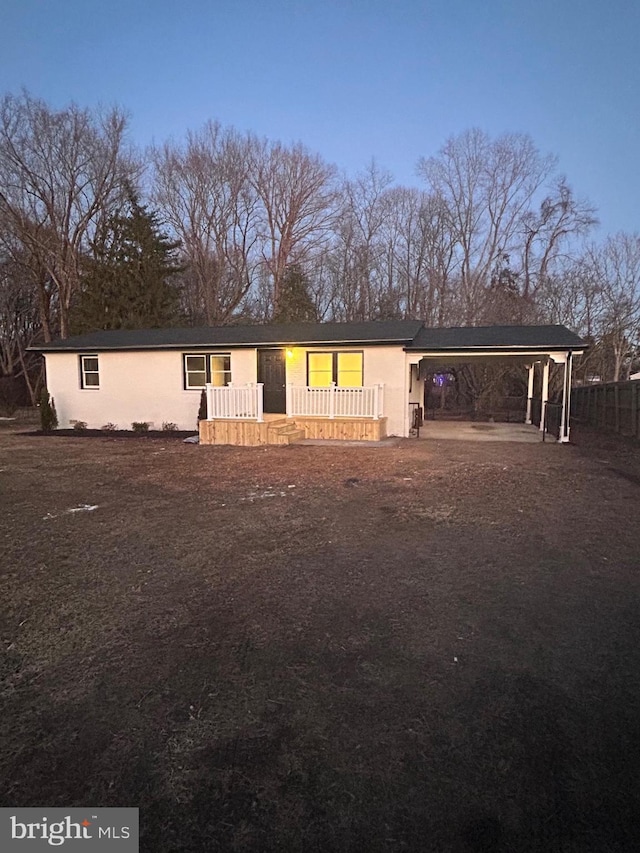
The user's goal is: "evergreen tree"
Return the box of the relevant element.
[198,388,207,425]
[39,387,58,431]
[72,191,183,333]
[272,264,317,323]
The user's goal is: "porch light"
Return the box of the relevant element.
[286,349,294,358]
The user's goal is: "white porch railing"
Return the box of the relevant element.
[204,382,384,421]
[287,383,384,419]
[205,383,264,421]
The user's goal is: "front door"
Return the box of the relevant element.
[257,348,286,413]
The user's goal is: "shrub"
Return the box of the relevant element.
[132,421,150,432]
[72,420,88,431]
[101,422,118,431]
[39,388,58,431]
[162,422,178,431]
[198,389,207,424]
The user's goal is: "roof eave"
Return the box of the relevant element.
[32,337,416,353]
[404,344,587,354]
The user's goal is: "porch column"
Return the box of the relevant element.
[329,382,336,419]
[539,360,549,432]
[525,363,535,424]
[206,383,213,420]
[559,352,573,443]
[256,383,264,423]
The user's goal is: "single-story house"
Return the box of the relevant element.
[32,320,586,444]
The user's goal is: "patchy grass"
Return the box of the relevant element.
[1,425,640,852]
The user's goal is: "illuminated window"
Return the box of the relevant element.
[79,354,99,389]
[184,353,231,389]
[337,352,363,387]
[307,351,363,387]
[308,352,333,387]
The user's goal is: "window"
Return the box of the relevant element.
[80,354,99,389]
[308,353,333,387]
[307,351,363,387]
[210,355,231,387]
[184,353,231,389]
[337,352,363,387]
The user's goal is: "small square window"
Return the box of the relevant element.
[80,354,99,389]
[185,355,207,389]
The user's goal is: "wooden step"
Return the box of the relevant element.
[269,430,305,445]
[266,420,306,445]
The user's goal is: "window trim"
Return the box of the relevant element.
[79,354,100,390]
[306,350,364,387]
[183,352,232,390]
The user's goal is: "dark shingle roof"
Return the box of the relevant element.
[31,321,586,354]
[406,324,586,352]
[32,320,424,352]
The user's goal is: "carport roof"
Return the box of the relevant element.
[406,324,585,353]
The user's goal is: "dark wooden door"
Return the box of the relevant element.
[258,349,286,413]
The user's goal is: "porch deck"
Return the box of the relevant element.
[199,416,388,446]
[200,382,387,446]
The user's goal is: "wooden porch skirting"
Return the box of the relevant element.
[293,416,387,441]
[199,416,387,446]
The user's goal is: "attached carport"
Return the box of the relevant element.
[404,325,586,443]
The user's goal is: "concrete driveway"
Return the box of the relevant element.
[417,420,546,442]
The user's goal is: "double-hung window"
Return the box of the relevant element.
[307,351,363,387]
[184,354,231,389]
[80,354,100,389]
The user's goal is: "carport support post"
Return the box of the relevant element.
[539,360,549,432]
[559,351,573,443]
[525,363,535,424]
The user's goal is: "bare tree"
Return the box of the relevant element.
[0,92,134,338]
[328,162,395,320]
[0,229,43,403]
[586,234,640,381]
[417,129,558,322]
[380,187,457,323]
[151,122,261,324]
[521,177,597,301]
[251,139,337,316]
[540,235,640,382]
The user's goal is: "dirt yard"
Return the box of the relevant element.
[2,421,640,852]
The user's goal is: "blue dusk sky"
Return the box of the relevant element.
[2,0,639,237]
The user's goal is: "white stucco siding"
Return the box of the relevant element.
[364,346,407,436]
[44,348,258,431]
[284,347,307,386]
[230,349,258,384]
[44,344,411,435]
